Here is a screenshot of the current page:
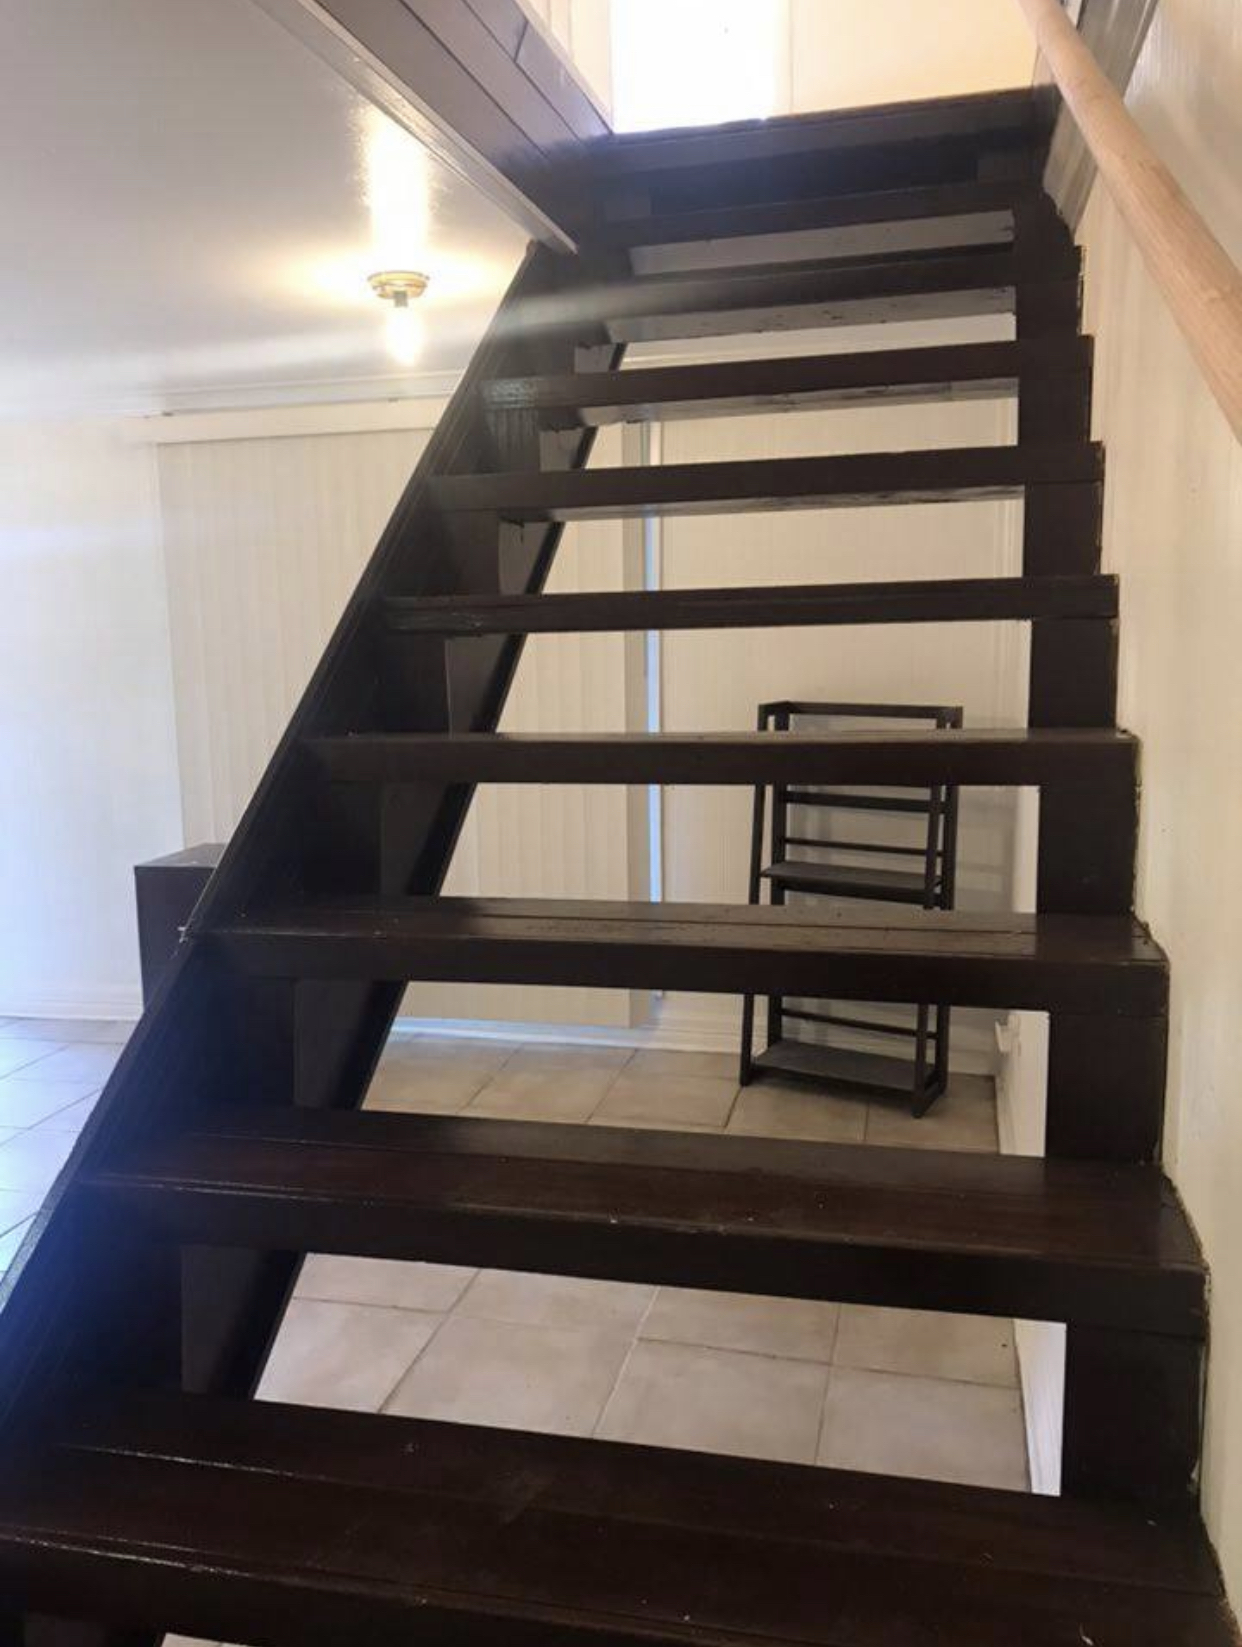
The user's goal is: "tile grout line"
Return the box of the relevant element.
[591,1283,663,1440]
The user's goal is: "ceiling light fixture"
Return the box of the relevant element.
[369,269,430,366]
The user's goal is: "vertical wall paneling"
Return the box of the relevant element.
[156,414,641,1030]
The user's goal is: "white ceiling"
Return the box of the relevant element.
[0,0,530,417]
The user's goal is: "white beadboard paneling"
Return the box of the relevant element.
[157,419,640,1030]
[157,427,427,840]
[411,432,639,1027]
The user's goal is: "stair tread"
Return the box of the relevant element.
[0,1389,1229,1647]
[586,177,1038,249]
[430,443,1104,519]
[586,89,1048,178]
[762,859,935,899]
[306,728,1135,787]
[382,573,1119,635]
[484,338,1093,426]
[564,247,1078,343]
[211,897,1166,1015]
[86,1108,1204,1333]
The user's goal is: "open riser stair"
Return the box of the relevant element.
[0,85,1234,1647]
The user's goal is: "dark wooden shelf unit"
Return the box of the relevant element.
[741,701,963,1115]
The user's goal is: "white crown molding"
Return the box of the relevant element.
[122,386,459,447]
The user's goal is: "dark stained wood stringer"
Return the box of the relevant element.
[0,81,1230,1646]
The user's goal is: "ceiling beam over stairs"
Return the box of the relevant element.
[251,0,609,247]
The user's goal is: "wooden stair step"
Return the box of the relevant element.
[587,177,1039,249]
[382,573,1118,636]
[305,728,1136,788]
[431,442,1104,520]
[86,1109,1205,1334]
[563,247,1079,342]
[212,897,1167,1015]
[484,338,1093,427]
[587,89,1049,180]
[761,859,937,902]
[0,1389,1230,1647]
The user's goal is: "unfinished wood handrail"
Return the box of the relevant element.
[1015,0,1242,443]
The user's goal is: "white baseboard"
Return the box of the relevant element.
[394,995,999,1073]
[0,985,142,1022]
[1014,1318,1065,1495]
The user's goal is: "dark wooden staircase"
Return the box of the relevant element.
[0,88,1235,1647]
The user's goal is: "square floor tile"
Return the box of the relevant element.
[642,1288,839,1363]
[22,1043,121,1084]
[864,1075,998,1153]
[257,1300,442,1413]
[0,1078,102,1129]
[0,1217,34,1271]
[466,1068,616,1123]
[592,1072,738,1130]
[500,1044,631,1074]
[380,1034,516,1075]
[625,1048,738,1081]
[0,1128,77,1192]
[297,1254,475,1313]
[386,1314,630,1437]
[834,1306,1017,1387]
[0,1040,65,1079]
[25,1095,99,1134]
[365,1062,488,1114]
[597,1340,828,1464]
[817,1367,1027,1489]
[727,1081,867,1143]
[0,1017,133,1045]
[0,1189,45,1234]
[458,1270,656,1333]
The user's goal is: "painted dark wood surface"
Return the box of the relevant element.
[305,727,1137,787]
[215,896,1168,1015]
[87,1108,1205,1335]
[431,443,1105,520]
[0,1392,1231,1647]
[586,177,1037,249]
[554,248,1081,343]
[382,573,1119,636]
[484,338,1094,425]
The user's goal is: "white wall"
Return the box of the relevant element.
[784,1,1035,114]
[1081,0,1242,1599]
[997,0,1242,1561]
[610,0,1034,133]
[0,419,181,1017]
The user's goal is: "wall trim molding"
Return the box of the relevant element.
[393,1003,999,1073]
[125,390,456,447]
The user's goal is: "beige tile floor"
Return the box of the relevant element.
[2,1015,1028,1647]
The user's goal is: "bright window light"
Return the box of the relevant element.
[611,0,784,133]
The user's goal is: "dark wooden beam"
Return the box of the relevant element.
[252,0,608,244]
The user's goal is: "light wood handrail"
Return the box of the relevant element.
[1015,0,1242,443]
